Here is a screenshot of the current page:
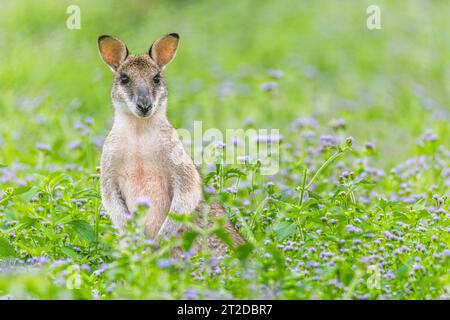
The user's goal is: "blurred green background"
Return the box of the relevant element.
[0,0,449,168]
[1,0,450,300]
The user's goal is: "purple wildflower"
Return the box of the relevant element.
[226,187,238,194]
[157,259,174,268]
[36,143,51,151]
[320,135,339,147]
[68,141,82,150]
[135,196,151,208]
[260,82,277,92]
[346,224,362,234]
[184,288,198,300]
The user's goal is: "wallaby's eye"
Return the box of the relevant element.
[153,74,161,84]
[119,74,130,84]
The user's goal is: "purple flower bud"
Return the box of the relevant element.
[320,135,339,147]
[267,69,284,79]
[157,259,174,268]
[135,196,151,208]
[346,224,362,234]
[36,143,51,151]
[260,82,277,92]
[184,288,198,300]
[226,187,238,194]
[68,141,82,150]
[364,141,376,151]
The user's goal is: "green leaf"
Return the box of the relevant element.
[224,168,246,179]
[68,220,96,242]
[56,214,73,225]
[235,242,254,261]
[300,198,320,209]
[60,246,80,259]
[18,186,38,203]
[355,179,375,186]
[307,191,323,201]
[0,164,7,168]
[168,212,195,223]
[392,211,411,223]
[42,227,58,241]
[182,230,199,251]
[0,237,16,257]
[73,188,100,199]
[44,173,70,192]
[274,221,297,241]
[11,186,32,196]
[397,260,412,278]
[213,227,234,248]
[18,216,38,229]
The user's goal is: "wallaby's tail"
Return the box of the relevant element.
[194,201,245,254]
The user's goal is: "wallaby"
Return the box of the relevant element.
[97,33,244,253]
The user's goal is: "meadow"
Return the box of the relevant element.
[0,0,449,299]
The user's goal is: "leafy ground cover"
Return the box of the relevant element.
[0,0,449,299]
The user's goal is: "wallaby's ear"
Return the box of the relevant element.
[149,33,179,68]
[98,35,128,71]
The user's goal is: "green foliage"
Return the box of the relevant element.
[0,0,449,300]
[68,220,96,243]
[0,238,16,257]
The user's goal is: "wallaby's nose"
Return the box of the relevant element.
[136,103,152,115]
[136,87,152,115]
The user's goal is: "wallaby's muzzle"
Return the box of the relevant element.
[136,102,152,116]
[135,87,153,116]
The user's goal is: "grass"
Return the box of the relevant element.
[0,0,449,299]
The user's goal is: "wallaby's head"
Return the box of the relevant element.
[98,33,179,119]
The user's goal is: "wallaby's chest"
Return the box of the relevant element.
[115,135,172,212]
